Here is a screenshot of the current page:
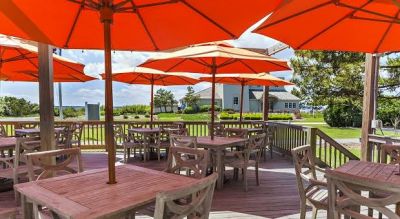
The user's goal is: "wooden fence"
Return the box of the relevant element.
[0,120,359,168]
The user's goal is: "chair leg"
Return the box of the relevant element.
[128,148,131,159]
[157,148,160,161]
[311,207,318,219]
[255,163,260,186]
[243,168,248,192]
[123,147,127,163]
[299,201,306,219]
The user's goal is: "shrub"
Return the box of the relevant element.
[144,114,150,118]
[377,99,400,126]
[63,107,83,118]
[324,103,362,127]
[134,115,140,119]
[199,105,221,112]
[268,113,293,120]
[183,106,196,114]
[123,114,129,119]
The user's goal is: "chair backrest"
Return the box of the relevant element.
[291,145,318,200]
[170,135,197,148]
[208,123,225,137]
[380,144,400,164]
[57,126,75,148]
[113,124,127,146]
[0,125,7,137]
[15,137,41,166]
[154,173,217,219]
[165,146,208,179]
[326,168,400,219]
[71,122,84,144]
[225,128,248,139]
[26,148,83,181]
[20,123,38,129]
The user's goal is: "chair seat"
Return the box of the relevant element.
[0,165,41,179]
[306,186,328,209]
[225,159,256,168]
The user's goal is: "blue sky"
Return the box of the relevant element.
[0,23,295,106]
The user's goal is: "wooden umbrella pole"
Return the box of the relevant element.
[239,82,244,129]
[101,3,116,184]
[210,58,217,140]
[150,82,154,128]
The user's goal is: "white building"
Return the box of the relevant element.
[194,84,300,113]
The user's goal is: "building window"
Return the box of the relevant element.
[289,103,293,108]
[285,103,288,108]
[293,103,296,108]
[233,97,239,105]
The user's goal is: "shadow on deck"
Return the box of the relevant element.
[1,152,326,219]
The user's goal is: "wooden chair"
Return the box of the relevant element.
[170,135,197,148]
[159,127,189,159]
[208,122,225,137]
[56,126,75,149]
[326,168,400,219]
[225,128,248,139]
[70,122,84,147]
[224,133,265,192]
[153,173,218,219]
[165,146,209,179]
[291,145,328,219]
[26,147,83,181]
[113,125,143,163]
[0,124,7,137]
[144,131,162,161]
[26,148,83,219]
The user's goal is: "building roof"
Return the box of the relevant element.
[193,87,222,99]
[250,90,300,101]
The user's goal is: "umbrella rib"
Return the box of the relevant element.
[15,48,39,70]
[256,1,331,31]
[297,1,372,49]
[165,59,188,72]
[179,0,236,38]
[53,58,90,81]
[128,73,143,84]
[374,10,400,53]
[238,60,258,73]
[115,0,176,12]
[337,1,400,21]
[67,0,100,10]
[129,1,159,51]
[64,1,85,48]
[217,59,238,68]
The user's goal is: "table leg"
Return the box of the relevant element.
[21,194,33,219]
[216,149,224,190]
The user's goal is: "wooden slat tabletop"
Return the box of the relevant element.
[0,137,16,150]
[15,128,64,136]
[334,160,400,188]
[128,128,161,134]
[196,136,247,149]
[15,165,198,219]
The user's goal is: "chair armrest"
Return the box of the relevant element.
[309,178,327,187]
[315,166,327,174]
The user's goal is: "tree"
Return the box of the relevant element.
[153,88,176,112]
[0,96,39,117]
[183,86,200,109]
[290,51,365,107]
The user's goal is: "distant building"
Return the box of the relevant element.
[193,84,300,113]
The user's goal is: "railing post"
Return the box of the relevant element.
[308,127,317,155]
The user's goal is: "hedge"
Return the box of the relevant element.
[219,113,292,121]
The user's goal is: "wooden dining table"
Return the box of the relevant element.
[196,136,248,189]
[0,137,16,152]
[328,160,400,217]
[15,165,198,219]
[15,127,65,136]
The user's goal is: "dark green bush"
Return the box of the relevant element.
[199,105,221,112]
[377,99,400,126]
[324,103,362,127]
[183,106,196,114]
[134,115,140,119]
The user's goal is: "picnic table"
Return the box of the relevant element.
[196,136,247,189]
[15,165,198,219]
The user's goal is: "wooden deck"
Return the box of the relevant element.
[0,152,328,219]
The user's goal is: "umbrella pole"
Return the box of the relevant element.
[150,83,154,128]
[101,4,116,184]
[210,59,217,140]
[239,83,244,129]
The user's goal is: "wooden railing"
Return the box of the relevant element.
[367,134,400,163]
[0,120,359,167]
[268,122,359,168]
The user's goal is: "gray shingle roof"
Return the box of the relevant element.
[250,90,300,101]
[194,87,222,99]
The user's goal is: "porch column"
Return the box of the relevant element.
[263,86,270,121]
[38,43,55,151]
[360,54,379,161]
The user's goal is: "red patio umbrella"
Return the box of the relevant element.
[254,0,400,53]
[140,42,291,139]
[200,73,293,127]
[0,38,95,82]
[101,67,198,124]
[0,0,284,184]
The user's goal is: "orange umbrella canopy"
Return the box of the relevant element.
[0,0,283,51]
[140,43,291,73]
[0,38,95,82]
[101,67,198,86]
[199,73,293,86]
[254,0,400,53]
